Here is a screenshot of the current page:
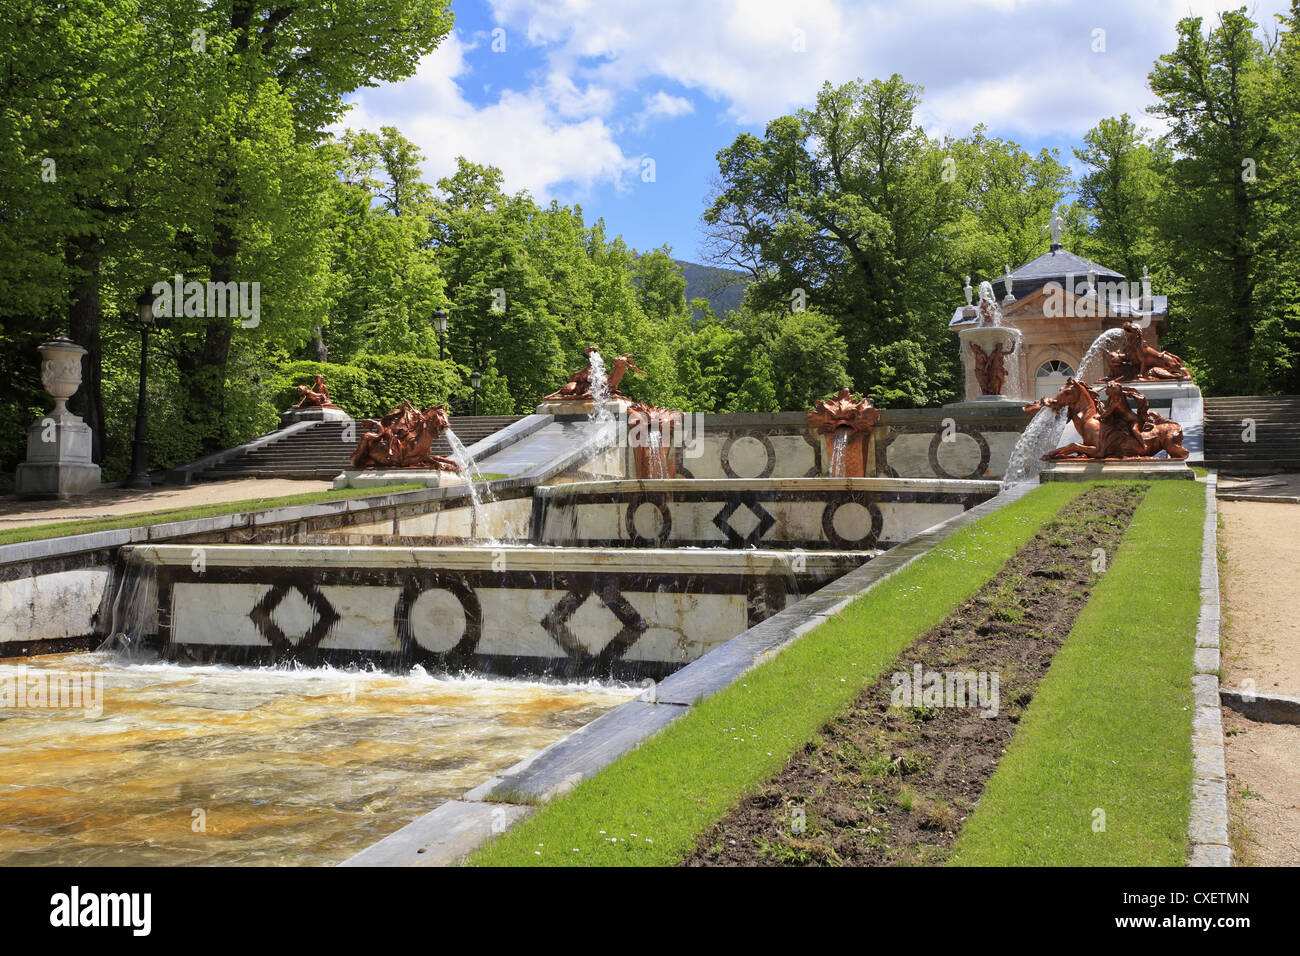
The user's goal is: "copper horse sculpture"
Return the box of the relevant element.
[1103,321,1191,382]
[349,400,460,470]
[1023,377,1188,461]
[545,347,644,400]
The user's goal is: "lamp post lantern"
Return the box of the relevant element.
[470,369,482,416]
[433,307,448,361]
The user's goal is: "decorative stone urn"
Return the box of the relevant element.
[806,388,881,478]
[15,337,102,498]
[40,338,88,420]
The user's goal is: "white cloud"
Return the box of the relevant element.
[344,1,1295,204]
[342,32,636,201]
[486,0,1293,135]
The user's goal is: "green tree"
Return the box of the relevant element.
[1073,115,1165,281]
[1148,8,1295,393]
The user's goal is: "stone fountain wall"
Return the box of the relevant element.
[535,478,999,551]
[654,409,1031,482]
[131,544,868,679]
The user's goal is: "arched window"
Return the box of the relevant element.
[1036,359,1076,378]
[1035,359,1076,399]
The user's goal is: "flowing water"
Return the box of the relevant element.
[0,653,635,866]
[445,427,501,544]
[96,552,156,656]
[1001,406,1067,489]
[1076,327,1125,383]
[646,426,668,479]
[827,429,849,478]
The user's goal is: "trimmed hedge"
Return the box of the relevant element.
[270,356,470,419]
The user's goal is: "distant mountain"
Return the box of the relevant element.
[673,259,749,318]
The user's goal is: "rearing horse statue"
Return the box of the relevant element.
[1023,377,1187,460]
[544,347,644,400]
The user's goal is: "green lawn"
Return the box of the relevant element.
[0,484,425,546]
[949,479,1204,865]
[470,482,1086,866]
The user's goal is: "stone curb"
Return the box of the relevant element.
[1189,471,1231,866]
[1219,688,1300,725]
[339,481,1037,867]
[1216,493,1300,504]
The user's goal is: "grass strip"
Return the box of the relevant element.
[0,484,426,546]
[948,479,1204,866]
[471,482,1087,867]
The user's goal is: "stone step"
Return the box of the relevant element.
[183,415,524,481]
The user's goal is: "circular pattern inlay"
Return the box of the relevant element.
[821,495,883,548]
[720,431,776,479]
[625,496,671,545]
[394,571,482,662]
[927,426,991,480]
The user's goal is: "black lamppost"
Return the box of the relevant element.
[433,307,448,361]
[470,369,482,416]
[127,289,167,489]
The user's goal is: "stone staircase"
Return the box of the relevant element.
[192,415,525,481]
[1203,396,1300,474]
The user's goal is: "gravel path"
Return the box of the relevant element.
[1218,497,1300,867]
[0,478,333,529]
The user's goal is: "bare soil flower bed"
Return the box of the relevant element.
[684,483,1147,866]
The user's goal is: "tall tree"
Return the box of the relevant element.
[703,76,961,404]
[1148,8,1293,393]
[1073,115,1164,281]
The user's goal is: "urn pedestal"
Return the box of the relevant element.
[14,338,102,499]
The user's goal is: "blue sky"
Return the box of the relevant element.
[344,0,1292,263]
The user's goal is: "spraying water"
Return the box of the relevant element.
[1075,327,1125,383]
[1001,406,1066,489]
[587,349,610,406]
[444,427,499,544]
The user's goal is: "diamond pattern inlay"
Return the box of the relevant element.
[711,495,776,547]
[248,583,341,657]
[541,583,647,662]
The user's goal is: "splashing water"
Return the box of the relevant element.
[587,349,610,406]
[828,429,850,478]
[444,427,498,544]
[0,653,636,866]
[1001,406,1067,489]
[1075,327,1125,383]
